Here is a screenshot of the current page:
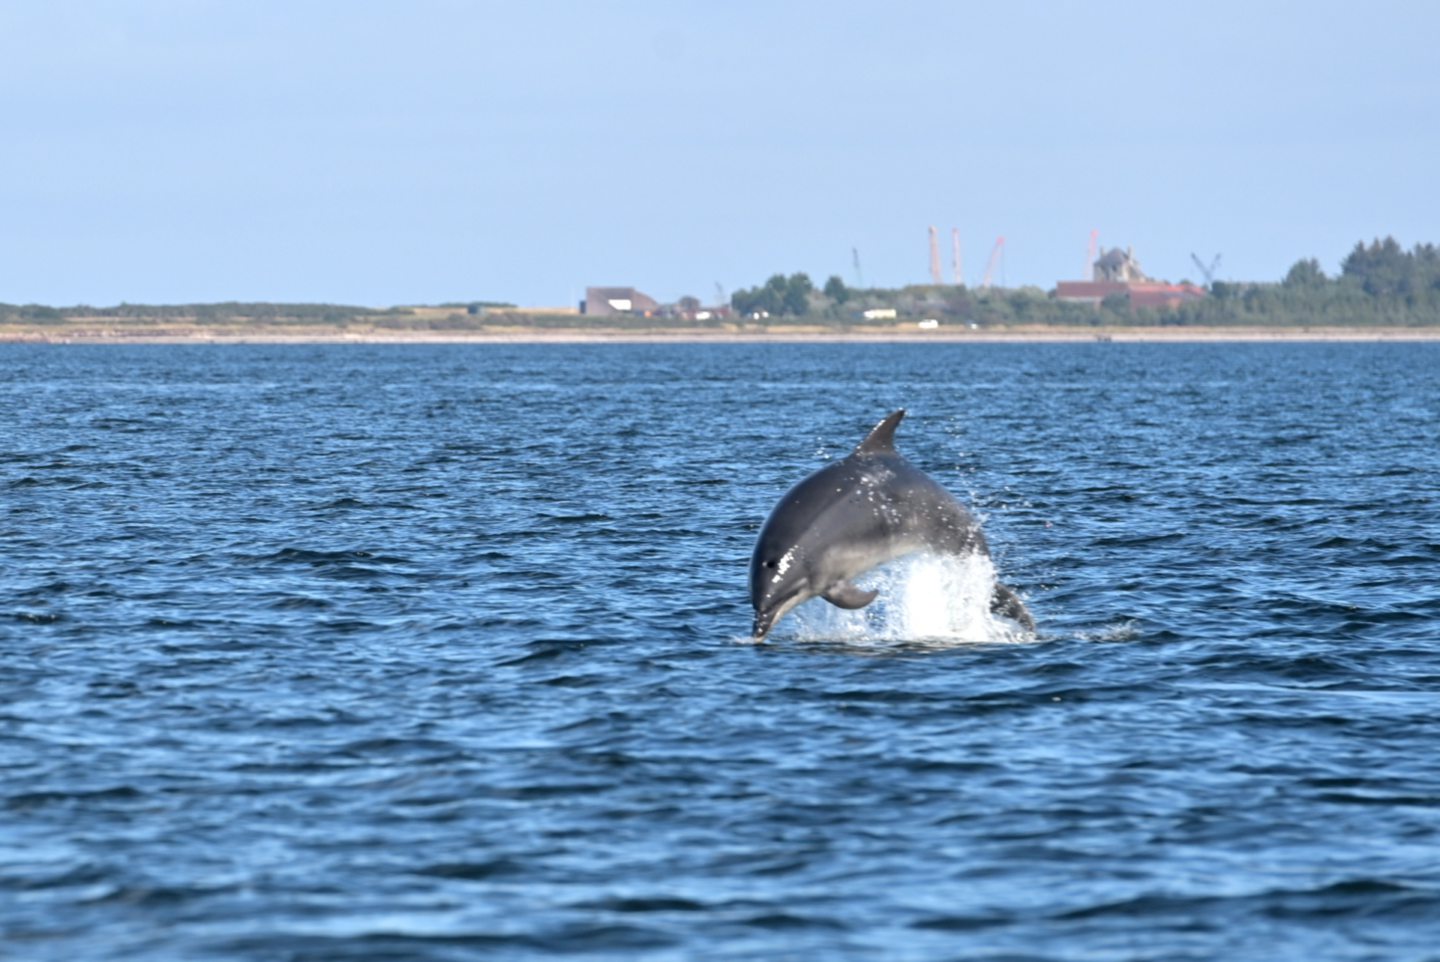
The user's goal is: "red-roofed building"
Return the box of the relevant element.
[1055,280,1207,309]
[1055,246,1206,310]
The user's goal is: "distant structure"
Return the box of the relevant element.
[581,286,660,317]
[1055,245,1205,310]
[928,227,965,285]
[1190,252,1222,286]
[1093,246,1150,283]
[981,236,1006,290]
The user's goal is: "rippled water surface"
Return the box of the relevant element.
[4,342,1440,960]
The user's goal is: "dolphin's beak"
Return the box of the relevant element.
[752,593,804,642]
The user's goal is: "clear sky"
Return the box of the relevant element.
[3,1,1436,308]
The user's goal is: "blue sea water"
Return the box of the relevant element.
[3,341,1439,961]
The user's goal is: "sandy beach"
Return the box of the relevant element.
[4,323,1440,345]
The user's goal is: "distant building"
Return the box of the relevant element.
[581,287,660,316]
[1092,246,1151,283]
[1055,280,1207,310]
[654,295,732,322]
[1055,246,1205,310]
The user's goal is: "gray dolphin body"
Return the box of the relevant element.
[749,410,1033,640]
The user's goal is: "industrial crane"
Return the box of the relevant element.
[981,236,1006,290]
[1190,252,1222,287]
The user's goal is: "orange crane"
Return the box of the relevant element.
[981,236,1006,290]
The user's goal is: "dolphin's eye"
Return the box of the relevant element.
[764,560,777,569]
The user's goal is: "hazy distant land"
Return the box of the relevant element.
[5,238,1437,343]
[5,313,1439,345]
[6,309,1440,344]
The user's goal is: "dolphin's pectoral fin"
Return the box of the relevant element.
[990,582,1035,631]
[823,581,879,610]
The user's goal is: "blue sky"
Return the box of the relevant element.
[2,1,1435,307]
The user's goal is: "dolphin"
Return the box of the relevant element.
[749,409,1033,640]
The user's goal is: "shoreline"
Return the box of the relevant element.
[4,323,1440,345]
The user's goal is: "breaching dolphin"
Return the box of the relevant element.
[749,409,1033,640]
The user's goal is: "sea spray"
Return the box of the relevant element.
[790,553,1031,646]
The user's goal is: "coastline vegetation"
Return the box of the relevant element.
[2,238,1437,335]
[0,302,415,326]
[723,237,1440,328]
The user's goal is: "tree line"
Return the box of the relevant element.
[1170,237,1440,326]
[5,238,1437,329]
[727,237,1440,327]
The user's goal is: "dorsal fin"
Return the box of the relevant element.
[854,409,905,456]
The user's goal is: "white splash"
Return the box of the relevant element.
[1074,620,1140,643]
[788,553,1032,647]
